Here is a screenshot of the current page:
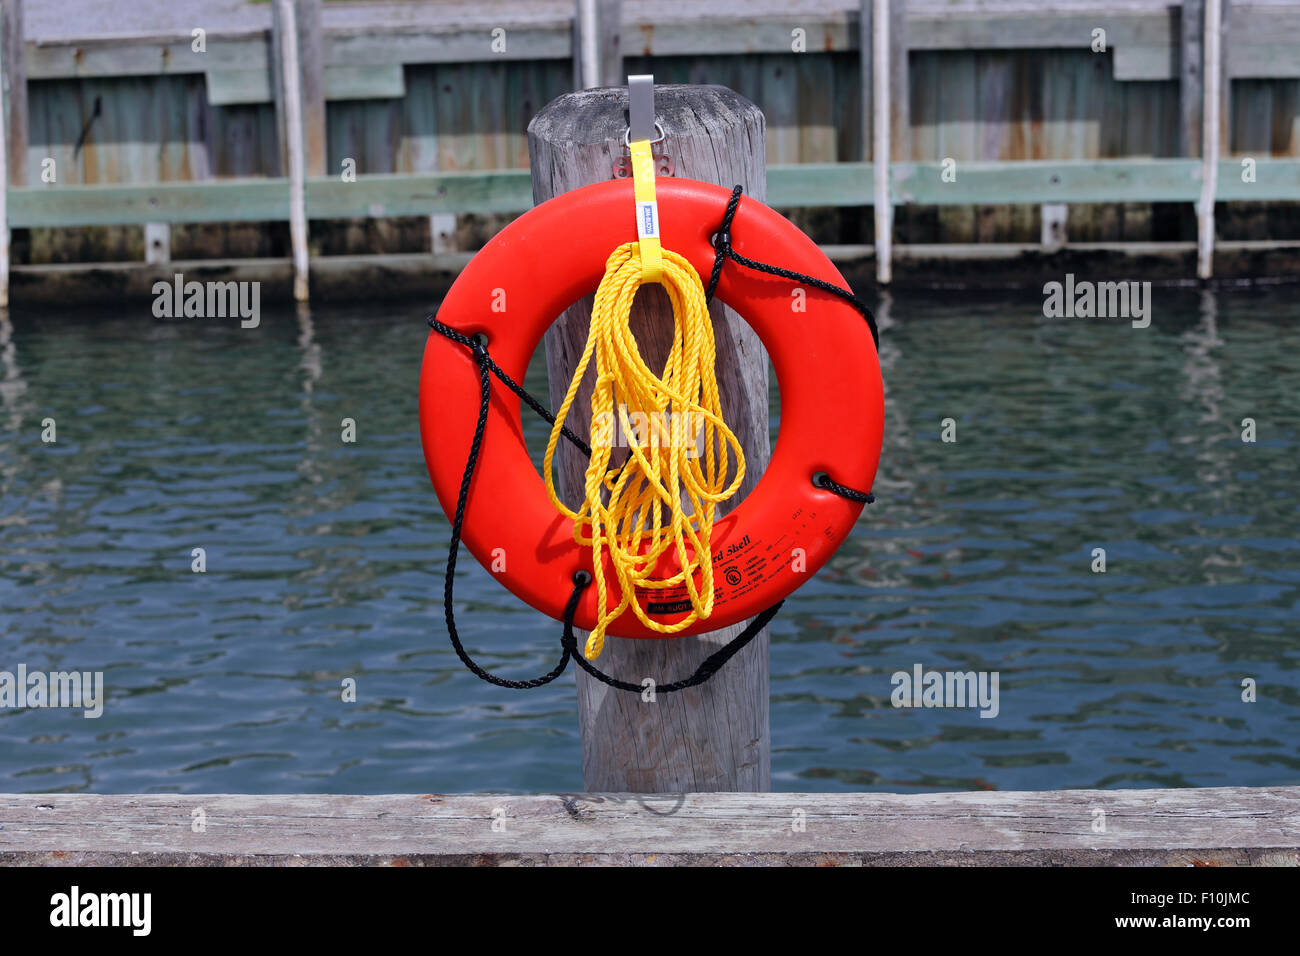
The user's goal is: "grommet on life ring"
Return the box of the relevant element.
[419,177,883,639]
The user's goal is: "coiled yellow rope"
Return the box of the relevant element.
[543,241,746,660]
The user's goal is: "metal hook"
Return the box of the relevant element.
[626,73,660,144]
[623,122,665,148]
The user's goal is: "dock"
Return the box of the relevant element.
[3,787,1298,865]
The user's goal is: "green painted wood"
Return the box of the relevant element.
[206,63,398,110]
[8,178,289,226]
[892,159,1300,204]
[324,27,570,67]
[26,74,217,186]
[305,170,533,217]
[1113,45,1179,82]
[207,69,272,106]
[323,63,405,100]
[1228,43,1300,80]
[10,159,1295,229]
[25,37,268,79]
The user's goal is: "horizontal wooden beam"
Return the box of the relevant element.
[9,179,290,227]
[775,159,1300,207]
[2,787,1296,865]
[8,159,1297,228]
[6,171,534,226]
[24,34,268,79]
[894,159,1300,205]
[208,63,405,106]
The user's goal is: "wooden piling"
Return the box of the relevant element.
[1198,0,1222,280]
[1181,0,1204,159]
[274,0,310,302]
[573,0,622,90]
[859,0,872,169]
[527,85,772,792]
[872,0,892,285]
[295,0,327,178]
[0,0,24,189]
[0,2,12,310]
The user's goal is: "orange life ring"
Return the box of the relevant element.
[420,177,883,639]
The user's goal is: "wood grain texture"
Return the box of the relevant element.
[296,0,327,178]
[1182,0,1205,158]
[527,85,771,793]
[1,788,1297,866]
[1,0,25,188]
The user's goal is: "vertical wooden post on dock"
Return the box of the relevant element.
[274,0,310,301]
[573,0,622,90]
[528,85,772,792]
[859,0,872,174]
[0,2,14,309]
[295,0,327,178]
[1181,0,1205,159]
[1,0,24,190]
[871,0,895,285]
[1197,0,1222,280]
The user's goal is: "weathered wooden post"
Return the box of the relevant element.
[528,84,772,792]
[0,1,15,309]
[273,0,310,301]
[573,0,622,90]
[1181,0,1205,159]
[1197,0,1222,280]
[871,0,892,285]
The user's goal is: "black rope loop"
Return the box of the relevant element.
[813,471,876,504]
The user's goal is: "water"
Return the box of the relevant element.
[1,286,1296,794]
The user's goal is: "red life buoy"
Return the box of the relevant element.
[420,177,883,639]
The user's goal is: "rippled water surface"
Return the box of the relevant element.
[1,287,1297,793]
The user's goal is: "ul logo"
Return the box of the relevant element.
[724,567,743,587]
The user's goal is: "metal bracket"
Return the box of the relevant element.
[628,73,655,142]
[613,151,673,179]
[613,73,672,179]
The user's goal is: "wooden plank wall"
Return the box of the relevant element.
[12,39,1300,263]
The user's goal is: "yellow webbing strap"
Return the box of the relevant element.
[628,138,663,283]
[543,233,747,660]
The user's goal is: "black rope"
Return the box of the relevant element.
[705,185,880,351]
[427,185,879,692]
[440,339,572,688]
[427,316,591,458]
[814,471,875,504]
[564,600,783,693]
[435,331,777,692]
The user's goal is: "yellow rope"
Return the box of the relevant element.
[543,241,746,660]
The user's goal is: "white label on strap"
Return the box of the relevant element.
[636,200,660,240]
